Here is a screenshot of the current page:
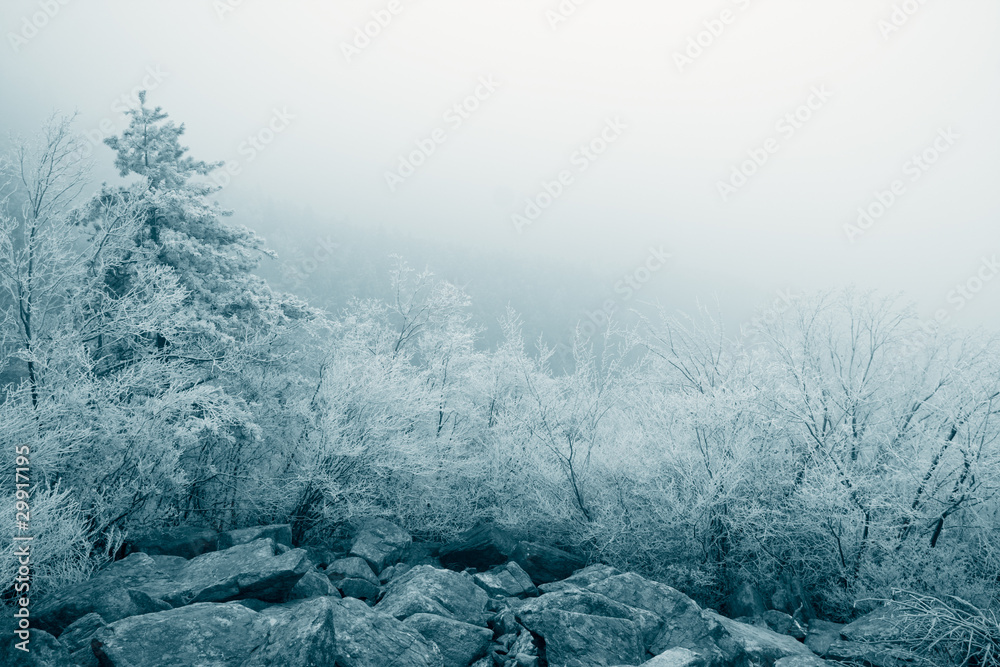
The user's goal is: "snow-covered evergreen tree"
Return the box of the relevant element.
[83,91,311,370]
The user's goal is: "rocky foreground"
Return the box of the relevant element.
[7,521,920,667]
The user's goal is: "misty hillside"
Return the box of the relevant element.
[2,1,999,666]
[1,104,999,667]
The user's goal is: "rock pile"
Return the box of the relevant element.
[5,521,919,667]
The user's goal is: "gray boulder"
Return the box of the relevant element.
[37,538,310,634]
[438,523,517,571]
[338,578,381,601]
[0,629,72,667]
[521,608,645,666]
[286,570,340,600]
[539,563,621,593]
[146,538,311,606]
[582,573,720,659]
[349,518,411,573]
[36,581,170,636]
[326,556,379,585]
[515,589,662,650]
[90,597,434,667]
[510,541,585,585]
[704,611,817,666]
[329,597,443,667]
[402,613,493,667]
[91,602,263,666]
[378,565,489,625]
[244,597,339,667]
[634,648,712,666]
[804,619,843,655]
[127,526,218,559]
[217,524,293,550]
[772,657,830,667]
[56,613,106,654]
[473,561,538,598]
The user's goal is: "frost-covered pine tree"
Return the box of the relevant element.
[74,94,320,528]
[83,90,311,369]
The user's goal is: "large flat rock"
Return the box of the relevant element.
[705,611,817,666]
[128,526,219,559]
[90,597,439,667]
[36,539,309,634]
[142,538,312,606]
[349,518,412,573]
[330,597,443,667]
[244,597,339,666]
[377,565,489,626]
[218,525,293,550]
[92,602,264,666]
[586,573,713,655]
[515,589,662,650]
[402,613,493,667]
[522,608,645,667]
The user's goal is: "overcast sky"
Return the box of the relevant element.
[2,0,998,330]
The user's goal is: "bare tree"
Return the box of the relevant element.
[0,115,90,407]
